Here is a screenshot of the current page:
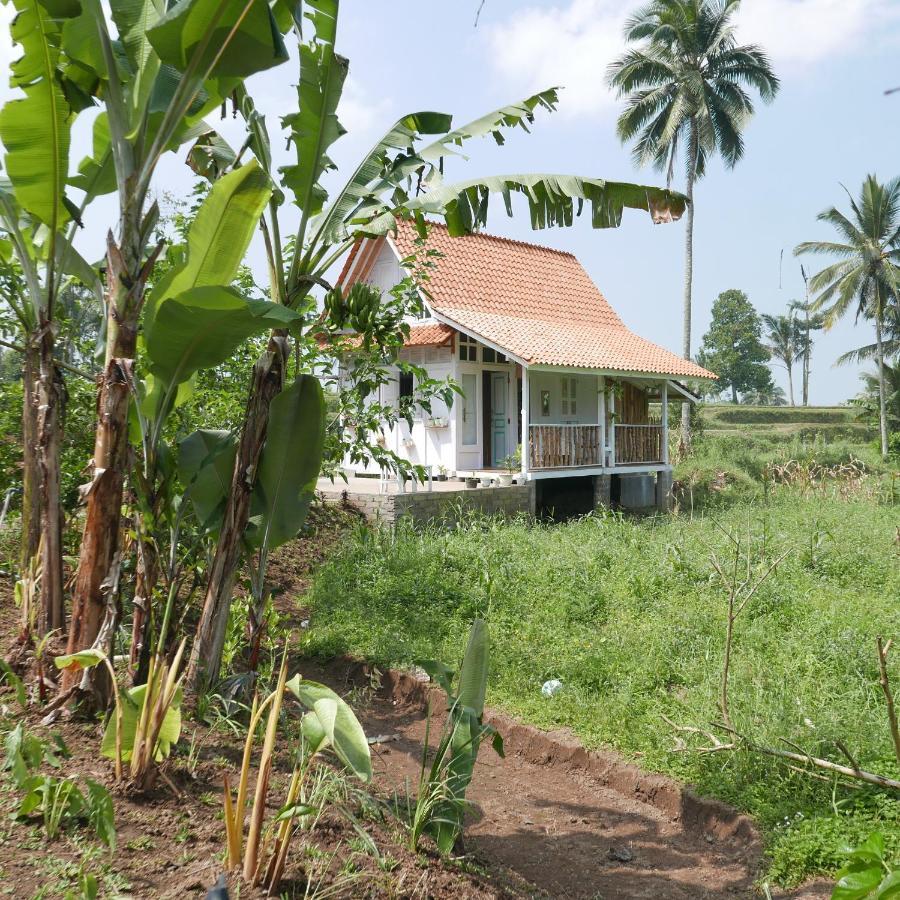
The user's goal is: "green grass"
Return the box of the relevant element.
[302,483,900,887]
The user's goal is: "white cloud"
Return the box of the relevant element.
[483,0,900,119]
[734,0,899,68]
[484,0,627,117]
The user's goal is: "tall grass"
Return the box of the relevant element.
[302,490,900,886]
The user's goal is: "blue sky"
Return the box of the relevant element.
[3,0,900,403]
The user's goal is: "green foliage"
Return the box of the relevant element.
[832,832,900,899]
[3,724,114,848]
[101,682,182,763]
[245,375,325,554]
[608,0,779,179]
[304,491,899,885]
[286,676,372,783]
[698,289,774,402]
[410,620,503,853]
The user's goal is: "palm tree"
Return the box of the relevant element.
[761,311,802,405]
[835,303,900,366]
[795,175,900,460]
[790,266,826,406]
[608,0,779,444]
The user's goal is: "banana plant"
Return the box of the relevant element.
[0,0,105,635]
[187,0,686,689]
[413,619,502,854]
[222,658,371,892]
[52,0,293,704]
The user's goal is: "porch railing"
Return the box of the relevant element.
[529,424,602,469]
[614,424,663,465]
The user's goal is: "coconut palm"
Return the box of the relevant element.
[790,268,826,406]
[835,303,900,366]
[607,0,779,443]
[761,311,802,405]
[795,175,900,460]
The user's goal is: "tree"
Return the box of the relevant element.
[185,2,690,689]
[851,358,900,439]
[795,174,900,460]
[791,265,826,406]
[38,0,295,702]
[608,0,779,444]
[761,311,802,405]
[698,289,773,402]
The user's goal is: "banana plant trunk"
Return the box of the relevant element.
[786,363,794,407]
[62,224,144,699]
[875,313,889,461]
[20,337,41,578]
[186,335,288,689]
[680,132,697,447]
[131,522,158,682]
[37,325,65,635]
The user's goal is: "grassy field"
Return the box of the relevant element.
[301,413,900,887]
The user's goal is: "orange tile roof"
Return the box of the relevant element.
[405,322,454,347]
[343,220,715,380]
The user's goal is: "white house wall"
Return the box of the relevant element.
[346,346,456,477]
[527,371,599,425]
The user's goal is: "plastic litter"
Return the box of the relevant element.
[541,679,563,697]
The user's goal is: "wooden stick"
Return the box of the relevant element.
[877,636,900,767]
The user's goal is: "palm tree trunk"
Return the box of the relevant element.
[20,337,41,579]
[802,308,810,406]
[36,327,65,635]
[875,313,889,460]
[62,221,145,701]
[786,363,795,407]
[680,129,698,446]
[186,335,288,690]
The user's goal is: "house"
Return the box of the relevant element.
[335,219,715,511]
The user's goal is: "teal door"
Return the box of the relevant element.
[491,373,507,466]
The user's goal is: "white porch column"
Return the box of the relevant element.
[598,374,606,467]
[521,365,530,478]
[608,384,616,467]
[661,380,669,465]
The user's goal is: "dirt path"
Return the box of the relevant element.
[315,661,829,900]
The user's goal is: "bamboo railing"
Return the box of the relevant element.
[614,424,663,465]
[529,425,602,469]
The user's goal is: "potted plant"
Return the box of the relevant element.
[498,447,521,486]
[436,465,448,482]
[465,476,479,489]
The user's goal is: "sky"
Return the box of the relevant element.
[3,0,900,404]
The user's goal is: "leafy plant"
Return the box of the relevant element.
[16,775,115,847]
[410,619,503,853]
[3,724,114,848]
[222,658,371,893]
[832,833,900,899]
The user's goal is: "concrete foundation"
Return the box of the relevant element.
[593,474,611,509]
[656,469,674,511]
[320,481,535,527]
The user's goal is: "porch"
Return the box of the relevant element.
[520,371,674,476]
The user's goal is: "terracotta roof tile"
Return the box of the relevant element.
[406,323,454,347]
[345,220,715,380]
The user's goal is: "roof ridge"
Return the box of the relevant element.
[408,218,578,259]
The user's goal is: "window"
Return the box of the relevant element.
[461,373,477,445]
[561,377,577,416]
[458,333,478,362]
[482,347,507,364]
[399,371,414,400]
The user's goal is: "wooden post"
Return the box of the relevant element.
[521,365,529,478]
[598,374,605,467]
[609,386,616,467]
[661,380,669,465]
